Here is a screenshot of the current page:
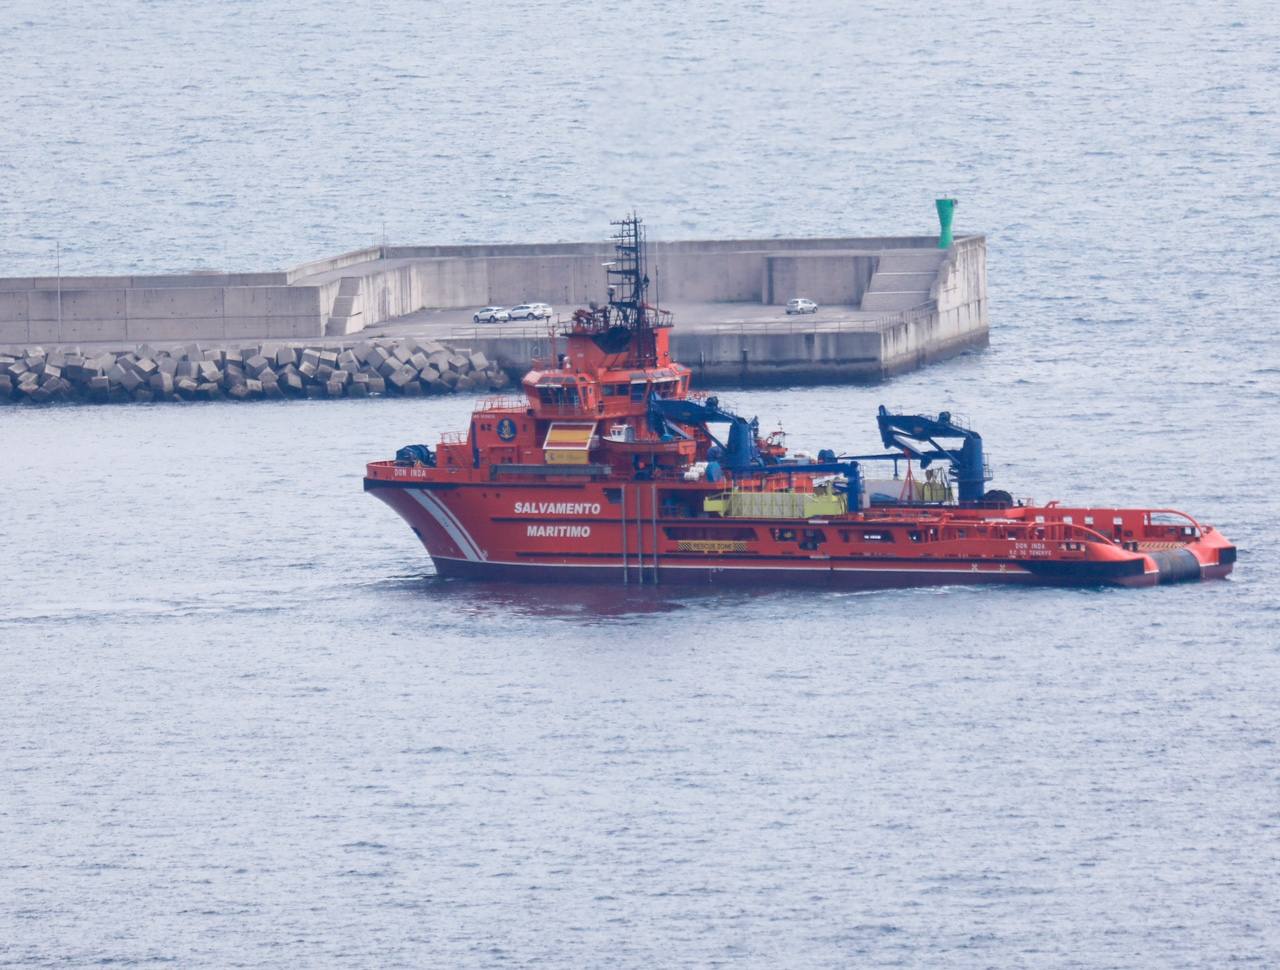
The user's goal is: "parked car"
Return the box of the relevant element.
[508,303,549,321]
[473,306,510,323]
[530,303,554,319]
[786,298,818,314]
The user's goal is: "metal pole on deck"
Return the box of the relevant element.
[651,482,659,585]
[620,486,628,585]
[635,485,645,585]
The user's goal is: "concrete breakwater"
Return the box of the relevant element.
[0,233,988,388]
[0,338,508,406]
[0,234,983,345]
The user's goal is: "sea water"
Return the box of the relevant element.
[2,1,1278,965]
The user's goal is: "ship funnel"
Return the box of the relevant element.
[936,198,957,248]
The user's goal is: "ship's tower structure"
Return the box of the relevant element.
[604,212,659,366]
[563,213,672,371]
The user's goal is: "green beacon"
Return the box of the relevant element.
[936,198,957,248]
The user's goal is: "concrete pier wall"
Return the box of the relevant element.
[875,236,989,375]
[0,280,322,345]
[336,237,953,331]
[0,234,975,347]
[438,236,989,388]
[447,311,986,390]
[761,254,878,306]
[284,246,382,284]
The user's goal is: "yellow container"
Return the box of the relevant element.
[803,492,847,517]
[703,489,847,519]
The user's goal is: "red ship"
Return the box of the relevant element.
[365,215,1235,589]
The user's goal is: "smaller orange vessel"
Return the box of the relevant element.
[364,215,1235,589]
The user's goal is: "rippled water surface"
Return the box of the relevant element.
[3,1,1279,966]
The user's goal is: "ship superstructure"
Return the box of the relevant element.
[363,215,1235,588]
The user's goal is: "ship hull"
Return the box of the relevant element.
[367,480,1233,590]
[427,555,1149,588]
[362,214,1237,593]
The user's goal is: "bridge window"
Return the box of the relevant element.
[538,385,581,406]
[772,528,827,549]
[799,529,826,551]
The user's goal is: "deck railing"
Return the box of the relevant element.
[475,395,527,412]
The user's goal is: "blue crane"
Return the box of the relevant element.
[647,394,765,471]
[866,405,990,503]
[648,397,994,507]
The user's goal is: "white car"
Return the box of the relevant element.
[786,298,818,315]
[508,303,550,321]
[473,306,510,323]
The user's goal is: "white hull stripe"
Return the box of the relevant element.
[408,491,485,562]
[421,491,484,559]
[421,492,486,561]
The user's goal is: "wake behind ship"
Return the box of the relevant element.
[363,215,1235,589]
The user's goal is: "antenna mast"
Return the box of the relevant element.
[605,212,660,365]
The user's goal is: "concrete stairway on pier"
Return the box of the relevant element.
[325,277,364,336]
[860,248,947,312]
